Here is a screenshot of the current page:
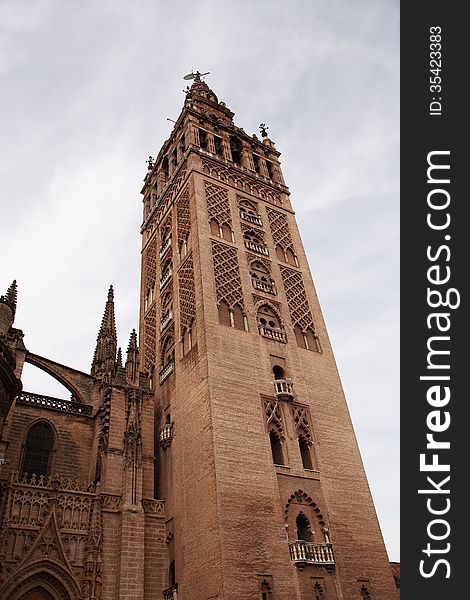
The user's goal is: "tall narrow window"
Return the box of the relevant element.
[214,135,223,156]
[230,137,242,164]
[218,301,231,327]
[269,430,284,465]
[272,365,285,380]
[199,129,208,150]
[299,436,313,470]
[22,421,54,477]
[296,512,312,542]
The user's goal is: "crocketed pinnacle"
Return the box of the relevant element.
[116,347,123,369]
[125,328,139,385]
[127,329,138,353]
[91,285,117,377]
[0,280,18,314]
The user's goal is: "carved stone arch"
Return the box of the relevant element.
[25,354,84,404]
[284,490,327,542]
[249,258,270,275]
[255,301,285,330]
[238,197,258,211]
[2,561,81,600]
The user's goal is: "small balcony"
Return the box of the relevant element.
[273,379,294,401]
[259,326,287,343]
[240,209,262,227]
[289,541,335,566]
[163,585,178,600]
[253,278,275,295]
[160,268,172,289]
[160,309,173,331]
[160,237,172,259]
[159,360,174,384]
[244,240,269,255]
[160,423,174,448]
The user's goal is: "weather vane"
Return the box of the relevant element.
[259,123,269,138]
[183,69,210,83]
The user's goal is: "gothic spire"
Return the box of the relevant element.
[91,285,117,379]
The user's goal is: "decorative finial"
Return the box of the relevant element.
[146,156,154,170]
[259,123,269,138]
[183,70,210,83]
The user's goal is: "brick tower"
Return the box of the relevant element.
[140,74,398,600]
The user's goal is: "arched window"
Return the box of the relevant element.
[22,421,54,477]
[169,560,176,587]
[218,300,231,327]
[162,336,175,365]
[299,436,313,470]
[305,327,319,352]
[272,365,285,380]
[269,430,284,466]
[294,325,307,348]
[230,136,242,164]
[257,305,280,330]
[161,156,169,178]
[182,321,194,355]
[296,512,312,542]
[232,305,245,331]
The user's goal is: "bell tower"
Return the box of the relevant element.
[139,74,397,600]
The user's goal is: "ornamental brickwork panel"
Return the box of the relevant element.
[266,208,295,253]
[178,254,196,334]
[201,157,282,205]
[176,186,191,250]
[263,397,284,438]
[204,181,232,228]
[211,241,245,310]
[279,266,316,333]
[143,305,157,373]
[292,405,313,445]
[143,234,158,293]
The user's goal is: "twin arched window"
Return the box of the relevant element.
[21,421,55,477]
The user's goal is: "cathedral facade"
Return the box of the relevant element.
[0,78,398,599]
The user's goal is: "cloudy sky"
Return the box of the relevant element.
[0,1,399,560]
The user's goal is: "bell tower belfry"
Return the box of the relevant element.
[139,75,397,600]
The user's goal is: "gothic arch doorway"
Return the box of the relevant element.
[21,588,55,600]
[2,565,78,600]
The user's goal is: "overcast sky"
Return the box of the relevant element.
[0,0,399,561]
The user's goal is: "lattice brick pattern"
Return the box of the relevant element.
[204,181,233,227]
[279,266,316,332]
[144,305,157,373]
[176,186,190,248]
[211,241,245,309]
[144,233,158,292]
[263,398,284,438]
[202,157,282,205]
[178,254,196,333]
[266,208,295,252]
[292,405,313,445]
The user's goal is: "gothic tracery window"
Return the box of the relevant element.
[22,421,55,477]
